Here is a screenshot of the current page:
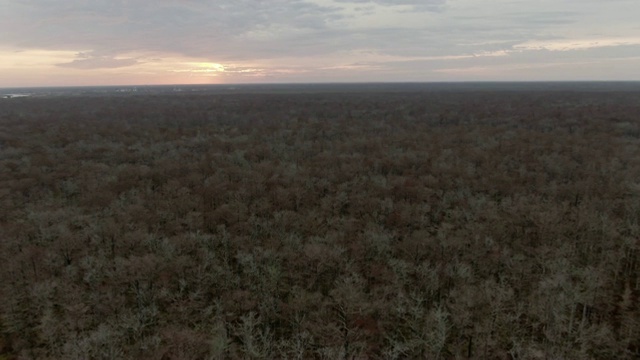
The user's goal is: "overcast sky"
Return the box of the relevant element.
[1,0,639,86]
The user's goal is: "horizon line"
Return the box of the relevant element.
[3,80,640,90]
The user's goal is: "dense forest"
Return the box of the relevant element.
[1,87,640,359]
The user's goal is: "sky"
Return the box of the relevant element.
[1,0,639,87]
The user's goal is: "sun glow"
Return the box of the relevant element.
[167,61,230,77]
[188,62,226,73]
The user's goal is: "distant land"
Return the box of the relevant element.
[2,81,640,98]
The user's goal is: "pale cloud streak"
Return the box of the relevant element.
[57,52,139,69]
[513,37,640,52]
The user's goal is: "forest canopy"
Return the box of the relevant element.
[1,87,640,358]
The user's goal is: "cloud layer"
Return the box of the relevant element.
[1,0,639,85]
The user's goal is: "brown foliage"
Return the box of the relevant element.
[2,86,640,358]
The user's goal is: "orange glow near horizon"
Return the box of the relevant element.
[2,35,640,88]
[0,48,239,87]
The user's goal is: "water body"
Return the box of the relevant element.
[1,93,31,99]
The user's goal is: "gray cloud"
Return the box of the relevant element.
[0,1,341,54]
[0,0,639,82]
[56,52,139,69]
[335,0,446,11]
